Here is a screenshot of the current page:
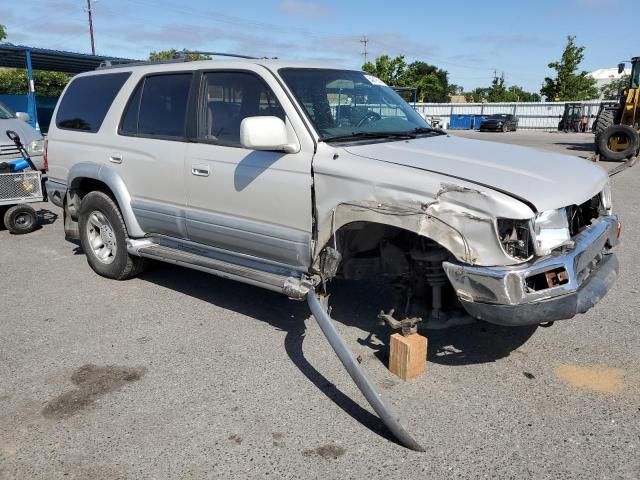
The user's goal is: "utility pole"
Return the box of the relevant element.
[360,36,369,64]
[87,0,95,55]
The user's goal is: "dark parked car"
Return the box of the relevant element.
[480,114,518,132]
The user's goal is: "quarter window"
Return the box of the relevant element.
[120,73,192,138]
[198,72,284,147]
[56,72,130,132]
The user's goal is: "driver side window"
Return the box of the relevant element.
[198,72,284,147]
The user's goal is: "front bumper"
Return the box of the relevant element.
[443,215,620,326]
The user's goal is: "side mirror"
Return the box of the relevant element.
[240,116,298,153]
[15,112,30,123]
[618,63,625,74]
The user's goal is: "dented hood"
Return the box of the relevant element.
[343,135,608,212]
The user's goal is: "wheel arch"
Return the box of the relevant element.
[313,201,474,274]
[67,163,145,237]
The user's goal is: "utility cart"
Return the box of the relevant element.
[0,131,43,234]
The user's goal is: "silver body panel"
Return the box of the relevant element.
[45,59,616,309]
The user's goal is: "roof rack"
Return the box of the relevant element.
[177,51,263,60]
[96,51,276,70]
[97,57,190,70]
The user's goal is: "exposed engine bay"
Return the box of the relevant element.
[323,222,467,332]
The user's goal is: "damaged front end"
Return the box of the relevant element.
[443,215,620,326]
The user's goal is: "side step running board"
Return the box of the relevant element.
[129,239,311,298]
[307,291,425,451]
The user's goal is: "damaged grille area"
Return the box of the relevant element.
[566,193,602,237]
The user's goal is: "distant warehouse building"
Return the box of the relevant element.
[588,67,631,98]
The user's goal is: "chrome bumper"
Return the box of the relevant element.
[443,215,620,326]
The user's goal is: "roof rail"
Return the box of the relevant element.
[177,51,263,60]
[95,51,275,70]
[97,57,190,70]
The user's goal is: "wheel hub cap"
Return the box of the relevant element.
[86,211,117,264]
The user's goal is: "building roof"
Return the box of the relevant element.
[0,43,138,74]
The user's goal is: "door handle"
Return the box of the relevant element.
[109,153,123,164]
[191,165,210,177]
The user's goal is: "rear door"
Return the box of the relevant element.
[183,68,314,272]
[112,72,194,238]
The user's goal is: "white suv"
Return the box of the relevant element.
[46,57,620,327]
[45,57,621,449]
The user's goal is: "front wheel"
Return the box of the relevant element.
[78,191,147,280]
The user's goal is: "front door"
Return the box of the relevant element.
[183,69,313,272]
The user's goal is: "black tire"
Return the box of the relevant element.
[78,191,147,280]
[3,204,38,234]
[593,108,617,152]
[502,124,508,132]
[598,125,640,161]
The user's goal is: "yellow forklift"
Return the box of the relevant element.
[593,57,640,160]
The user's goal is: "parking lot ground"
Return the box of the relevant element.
[451,130,597,159]
[1,133,639,479]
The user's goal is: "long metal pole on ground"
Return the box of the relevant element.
[307,291,425,451]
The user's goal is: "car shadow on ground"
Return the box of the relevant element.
[137,263,538,444]
[553,141,596,153]
[36,208,58,226]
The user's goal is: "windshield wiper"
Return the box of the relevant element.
[412,126,446,135]
[321,131,417,142]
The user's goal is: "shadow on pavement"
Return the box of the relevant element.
[137,265,538,442]
[138,264,399,446]
[37,208,58,225]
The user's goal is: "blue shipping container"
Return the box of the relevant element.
[473,115,488,130]
[449,114,473,130]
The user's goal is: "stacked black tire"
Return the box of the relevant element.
[594,107,640,161]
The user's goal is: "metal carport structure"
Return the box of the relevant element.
[0,43,136,131]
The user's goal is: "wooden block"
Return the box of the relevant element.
[389,333,427,381]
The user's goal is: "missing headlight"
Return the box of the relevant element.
[497,219,533,260]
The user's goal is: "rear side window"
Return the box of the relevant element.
[56,72,130,132]
[120,73,192,138]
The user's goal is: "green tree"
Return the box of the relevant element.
[404,61,450,102]
[505,85,541,102]
[362,55,451,102]
[0,24,7,41]
[148,49,212,61]
[464,75,540,103]
[0,69,71,96]
[600,74,629,100]
[540,35,598,101]
[362,55,407,86]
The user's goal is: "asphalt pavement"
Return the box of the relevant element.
[0,132,638,479]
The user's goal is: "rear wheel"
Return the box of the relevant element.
[78,191,147,280]
[502,124,508,132]
[3,204,38,234]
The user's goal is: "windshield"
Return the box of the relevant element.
[0,102,16,120]
[487,114,508,120]
[279,68,431,140]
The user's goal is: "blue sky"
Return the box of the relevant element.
[2,0,638,92]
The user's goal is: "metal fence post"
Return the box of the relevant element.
[24,49,40,133]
